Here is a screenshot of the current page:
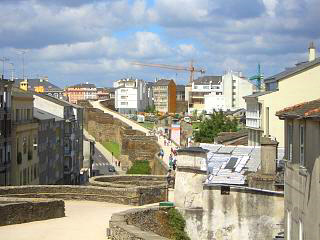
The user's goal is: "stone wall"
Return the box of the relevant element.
[0,197,65,226]
[83,106,163,172]
[0,176,167,206]
[109,207,171,240]
[175,167,284,240]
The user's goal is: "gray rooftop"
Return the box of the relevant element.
[68,83,96,88]
[176,85,185,91]
[243,91,275,99]
[14,79,62,92]
[194,76,222,85]
[154,79,174,86]
[33,108,64,121]
[200,143,284,185]
[264,57,320,83]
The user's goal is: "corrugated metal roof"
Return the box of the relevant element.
[200,143,284,185]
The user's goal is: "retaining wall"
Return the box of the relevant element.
[0,197,65,226]
[109,207,171,240]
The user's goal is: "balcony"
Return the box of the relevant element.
[246,117,261,129]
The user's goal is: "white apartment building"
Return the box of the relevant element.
[188,72,255,114]
[114,78,147,114]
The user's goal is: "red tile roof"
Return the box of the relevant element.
[276,98,320,119]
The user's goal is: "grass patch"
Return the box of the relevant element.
[138,121,155,130]
[127,160,151,174]
[102,140,121,158]
[168,208,190,240]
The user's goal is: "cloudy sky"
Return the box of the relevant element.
[0,0,319,87]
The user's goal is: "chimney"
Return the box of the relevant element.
[309,42,316,62]
[20,79,28,91]
[260,136,278,175]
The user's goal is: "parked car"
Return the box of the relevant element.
[108,165,116,172]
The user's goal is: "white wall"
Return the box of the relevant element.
[33,95,64,118]
[204,93,225,113]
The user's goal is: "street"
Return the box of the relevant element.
[91,142,115,175]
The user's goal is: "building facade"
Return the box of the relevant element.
[34,108,64,185]
[96,87,109,100]
[65,83,97,104]
[188,76,222,114]
[244,43,320,147]
[114,78,148,114]
[10,88,39,185]
[33,94,83,184]
[277,99,320,240]
[153,79,176,113]
[0,79,13,186]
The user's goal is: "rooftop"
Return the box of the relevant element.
[276,98,320,119]
[193,76,222,85]
[33,107,64,121]
[68,83,96,89]
[176,85,185,91]
[177,147,209,154]
[243,91,275,99]
[34,92,82,108]
[200,143,284,185]
[14,78,62,91]
[154,79,174,86]
[264,57,320,84]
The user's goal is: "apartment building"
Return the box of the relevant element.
[153,79,176,113]
[0,79,13,186]
[244,43,320,147]
[277,99,320,240]
[34,108,64,184]
[16,77,65,100]
[114,78,147,114]
[146,82,154,109]
[10,87,39,185]
[33,94,83,185]
[188,76,222,114]
[65,83,97,104]
[176,85,185,101]
[96,87,109,100]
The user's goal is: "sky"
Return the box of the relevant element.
[0,0,319,88]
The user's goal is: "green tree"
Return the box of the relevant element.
[191,109,198,121]
[193,110,239,143]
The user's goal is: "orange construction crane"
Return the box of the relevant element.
[131,61,205,84]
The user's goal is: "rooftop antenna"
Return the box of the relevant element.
[0,57,10,80]
[18,50,27,80]
[9,63,14,81]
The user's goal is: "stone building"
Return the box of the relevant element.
[10,87,39,185]
[34,108,64,185]
[153,79,176,113]
[0,78,13,186]
[277,99,320,240]
[33,94,83,185]
[174,144,285,239]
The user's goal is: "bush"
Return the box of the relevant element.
[126,160,151,174]
[168,208,190,240]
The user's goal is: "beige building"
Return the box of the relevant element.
[245,42,320,147]
[10,87,39,185]
[277,99,320,240]
[153,79,176,113]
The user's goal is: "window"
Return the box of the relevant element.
[287,123,293,161]
[120,102,128,106]
[300,124,305,166]
[203,86,209,89]
[194,86,198,89]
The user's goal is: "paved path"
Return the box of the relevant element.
[90,101,176,168]
[84,129,124,174]
[0,201,135,240]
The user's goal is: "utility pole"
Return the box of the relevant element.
[0,57,9,80]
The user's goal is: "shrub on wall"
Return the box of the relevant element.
[126,160,151,174]
[168,208,190,240]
